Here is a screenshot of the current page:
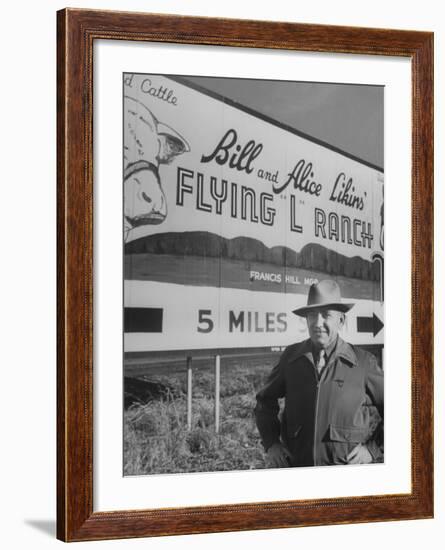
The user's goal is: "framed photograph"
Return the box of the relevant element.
[57,8,433,542]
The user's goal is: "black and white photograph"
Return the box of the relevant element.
[1,0,440,545]
[123,73,384,476]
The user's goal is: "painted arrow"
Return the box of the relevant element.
[356,313,384,337]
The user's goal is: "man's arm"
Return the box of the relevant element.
[254,357,286,452]
[364,353,384,462]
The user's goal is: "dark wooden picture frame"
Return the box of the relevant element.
[57,8,433,542]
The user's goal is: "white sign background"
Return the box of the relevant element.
[124,73,384,351]
[124,74,383,260]
[94,40,411,511]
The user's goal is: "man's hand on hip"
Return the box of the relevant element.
[266,442,292,468]
[346,443,373,464]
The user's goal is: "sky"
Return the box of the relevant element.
[181,75,384,169]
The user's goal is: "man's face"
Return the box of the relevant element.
[306,308,345,349]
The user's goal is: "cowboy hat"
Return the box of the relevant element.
[292,279,354,317]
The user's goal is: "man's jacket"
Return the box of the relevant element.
[255,337,384,467]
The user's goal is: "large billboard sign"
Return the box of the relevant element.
[123,74,384,353]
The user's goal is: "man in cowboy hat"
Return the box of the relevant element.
[255,279,383,468]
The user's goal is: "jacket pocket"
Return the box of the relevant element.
[329,424,367,443]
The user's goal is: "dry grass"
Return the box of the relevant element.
[124,362,271,476]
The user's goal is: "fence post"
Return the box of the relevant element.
[186,356,192,431]
[215,354,221,433]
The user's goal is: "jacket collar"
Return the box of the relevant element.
[287,336,357,367]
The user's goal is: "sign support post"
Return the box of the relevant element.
[186,356,193,430]
[214,355,221,433]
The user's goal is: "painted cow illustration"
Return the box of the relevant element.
[123,95,190,241]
